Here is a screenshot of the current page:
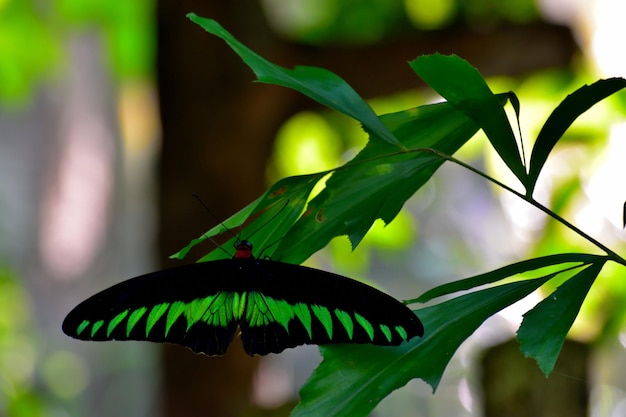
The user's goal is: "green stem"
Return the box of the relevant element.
[422,148,626,267]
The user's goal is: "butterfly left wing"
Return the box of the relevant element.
[62,262,243,356]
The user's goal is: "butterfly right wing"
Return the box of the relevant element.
[238,260,424,356]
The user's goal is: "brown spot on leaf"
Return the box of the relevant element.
[269,187,287,199]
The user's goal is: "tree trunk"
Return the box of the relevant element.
[156,1,285,416]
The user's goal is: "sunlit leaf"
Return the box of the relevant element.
[410,54,527,187]
[527,78,626,195]
[276,101,481,264]
[411,253,606,303]
[517,261,605,375]
[293,274,554,417]
[187,14,403,148]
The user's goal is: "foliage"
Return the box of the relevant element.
[182,13,626,417]
[0,1,58,103]
[0,0,153,105]
[0,267,45,416]
[262,0,538,43]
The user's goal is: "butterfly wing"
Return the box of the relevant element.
[63,258,424,356]
[238,260,424,355]
[62,261,244,356]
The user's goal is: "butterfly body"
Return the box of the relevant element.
[63,242,424,356]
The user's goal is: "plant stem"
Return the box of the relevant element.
[422,148,626,267]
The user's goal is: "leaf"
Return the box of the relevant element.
[527,78,626,196]
[410,54,527,187]
[503,90,527,161]
[411,253,606,303]
[170,198,258,260]
[187,14,403,148]
[178,21,512,265]
[292,274,554,417]
[517,260,605,376]
[275,101,481,264]
[172,173,325,261]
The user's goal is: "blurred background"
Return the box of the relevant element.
[1,0,626,416]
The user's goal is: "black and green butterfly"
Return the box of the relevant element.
[62,241,424,356]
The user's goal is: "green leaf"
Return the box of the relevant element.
[517,260,605,376]
[411,253,606,303]
[410,54,527,188]
[170,198,258,260]
[276,101,481,264]
[172,173,325,261]
[503,90,526,161]
[527,78,626,196]
[293,274,554,417]
[187,13,403,148]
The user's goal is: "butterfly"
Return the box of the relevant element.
[62,240,424,356]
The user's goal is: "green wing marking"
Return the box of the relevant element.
[233,292,247,319]
[146,303,169,337]
[165,302,186,337]
[126,307,147,337]
[379,324,392,342]
[77,320,90,336]
[395,325,408,340]
[334,309,354,340]
[293,303,313,339]
[186,297,215,329]
[354,312,375,341]
[107,310,129,337]
[311,305,334,339]
[91,320,104,338]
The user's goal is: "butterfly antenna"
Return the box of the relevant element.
[192,194,241,257]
